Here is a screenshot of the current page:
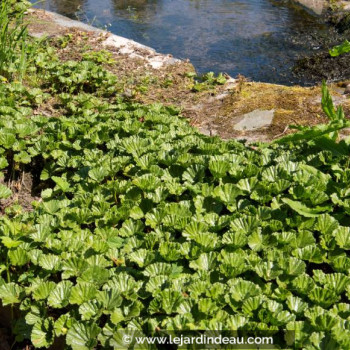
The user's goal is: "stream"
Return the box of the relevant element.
[32,0,348,86]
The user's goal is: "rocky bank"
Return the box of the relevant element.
[25,8,350,143]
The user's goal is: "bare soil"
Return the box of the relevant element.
[0,171,40,214]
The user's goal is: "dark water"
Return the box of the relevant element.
[31,0,338,85]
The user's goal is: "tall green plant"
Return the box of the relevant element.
[0,0,29,80]
[275,82,349,150]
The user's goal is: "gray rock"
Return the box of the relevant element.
[233,109,274,131]
[293,0,325,15]
[344,84,350,95]
[198,125,218,136]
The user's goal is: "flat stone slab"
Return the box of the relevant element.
[233,109,275,131]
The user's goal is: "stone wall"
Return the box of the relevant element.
[294,0,326,14]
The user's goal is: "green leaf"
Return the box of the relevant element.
[110,308,125,325]
[79,266,109,286]
[312,136,350,156]
[42,200,61,214]
[14,151,31,164]
[286,295,308,314]
[0,157,8,169]
[150,289,184,315]
[321,81,336,121]
[0,283,24,305]
[275,120,350,144]
[38,254,61,271]
[282,257,306,276]
[0,184,12,199]
[329,40,350,57]
[31,318,54,348]
[255,261,282,281]
[0,236,22,248]
[79,300,102,320]
[69,283,97,305]
[282,198,331,217]
[48,281,73,308]
[293,245,324,264]
[145,275,168,295]
[106,273,142,300]
[209,159,230,178]
[32,281,56,301]
[248,230,264,251]
[324,273,350,294]
[159,242,182,262]
[88,166,109,182]
[96,289,122,311]
[62,257,89,279]
[132,173,161,191]
[8,248,29,266]
[227,279,261,302]
[54,314,72,337]
[129,249,155,267]
[315,214,339,236]
[0,133,16,148]
[335,226,350,249]
[292,273,315,294]
[222,231,247,248]
[242,296,263,315]
[189,252,217,271]
[213,183,242,205]
[308,287,339,308]
[25,305,42,326]
[66,322,100,350]
[52,176,70,192]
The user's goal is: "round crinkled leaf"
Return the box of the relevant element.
[8,248,29,266]
[0,157,8,169]
[282,198,331,217]
[0,283,24,305]
[48,281,73,308]
[88,166,109,182]
[0,184,12,199]
[66,322,100,350]
[54,314,72,337]
[334,226,350,249]
[69,283,98,305]
[38,253,61,271]
[79,300,103,320]
[32,281,56,301]
[31,318,54,348]
[110,308,124,325]
[96,289,122,311]
[0,133,16,148]
[78,266,109,286]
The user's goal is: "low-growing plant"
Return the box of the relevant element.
[329,39,350,57]
[82,49,116,65]
[58,33,74,49]
[34,53,119,95]
[1,62,350,348]
[190,71,227,92]
[2,2,350,349]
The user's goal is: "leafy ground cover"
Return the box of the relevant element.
[2,1,350,349]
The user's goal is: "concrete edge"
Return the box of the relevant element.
[293,0,350,15]
[28,8,181,69]
[293,0,326,15]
